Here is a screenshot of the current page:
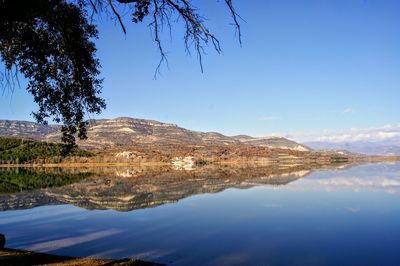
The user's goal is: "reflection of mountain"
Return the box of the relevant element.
[0,165,343,212]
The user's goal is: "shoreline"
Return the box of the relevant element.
[0,248,163,266]
[0,161,171,168]
[0,155,399,168]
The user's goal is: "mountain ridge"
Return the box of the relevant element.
[0,117,311,152]
[305,140,400,155]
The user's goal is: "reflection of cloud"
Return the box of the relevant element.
[318,177,400,188]
[133,249,173,260]
[27,229,122,252]
[345,207,360,213]
[382,179,400,187]
[290,176,400,195]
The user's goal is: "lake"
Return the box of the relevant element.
[1,162,400,265]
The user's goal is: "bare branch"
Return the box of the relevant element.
[224,0,243,45]
[107,0,127,34]
[85,0,241,74]
[150,0,168,77]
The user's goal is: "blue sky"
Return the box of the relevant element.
[1,0,399,137]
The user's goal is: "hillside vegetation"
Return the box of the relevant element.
[0,137,92,164]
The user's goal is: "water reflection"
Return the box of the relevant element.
[0,167,91,194]
[0,163,400,265]
[0,163,347,211]
[289,162,400,194]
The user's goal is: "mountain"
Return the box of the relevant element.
[305,141,400,156]
[0,117,310,151]
[233,135,310,151]
[0,120,59,139]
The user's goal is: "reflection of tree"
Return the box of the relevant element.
[0,169,91,193]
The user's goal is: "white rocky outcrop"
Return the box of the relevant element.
[115,151,136,159]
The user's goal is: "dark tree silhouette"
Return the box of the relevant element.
[0,0,241,146]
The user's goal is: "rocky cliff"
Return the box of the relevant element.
[0,120,59,139]
[0,117,309,151]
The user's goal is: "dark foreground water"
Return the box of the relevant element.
[1,162,400,265]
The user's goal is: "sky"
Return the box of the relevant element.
[1,0,399,139]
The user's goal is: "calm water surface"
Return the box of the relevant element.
[1,163,400,265]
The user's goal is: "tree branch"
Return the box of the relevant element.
[107,0,127,34]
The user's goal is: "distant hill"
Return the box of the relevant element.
[0,117,310,151]
[233,135,310,152]
[0,120,59,139]
[305,141,400,156]
[301,125,400,156]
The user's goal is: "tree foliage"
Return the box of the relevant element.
[0,137,92,164]
[0,0,241,146]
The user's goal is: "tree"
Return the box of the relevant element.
[0,0,241,146]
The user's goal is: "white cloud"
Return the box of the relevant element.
[315,128,400,143]
[342,107,354,114]
[285,124,400,143]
